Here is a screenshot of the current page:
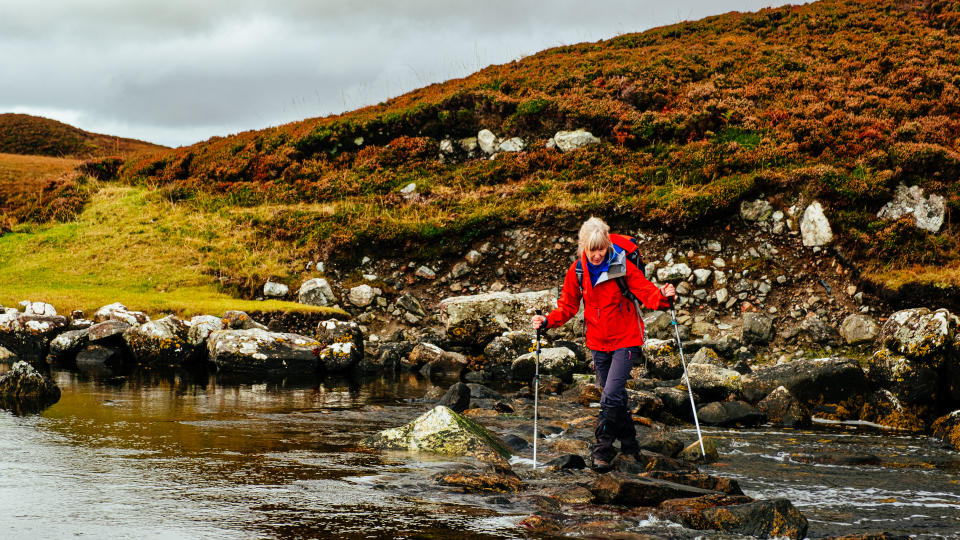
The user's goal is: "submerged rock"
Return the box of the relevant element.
[363,405,512,462]
[590,472,719,506]
[47,328,90,363]
[0,361,60,412]
[757,386,811,428]
[697,401,766,427]
[434,464,523,493]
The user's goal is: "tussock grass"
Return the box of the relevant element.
[0,185,344,318]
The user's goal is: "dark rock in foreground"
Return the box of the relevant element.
[0,361,61,412]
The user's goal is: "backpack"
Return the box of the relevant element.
[574,234,646,304]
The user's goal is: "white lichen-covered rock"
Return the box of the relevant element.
[839,313,880,345]
[693,268,713,286]
[656,263,692,282]
[362,405,512,461]
[298,278,337,307]
[801,202,833,247]
[498,137,525,152]
[876,183,946,233]
[20,301,57,317]
[0,310,70,361]
[553,129,600,152]
[314,319,363,371]
[123,315,193,366]
[263,281,289,298]
[878,308,956,360]
[438,290,557,346]
[187,315,224,348]
[93,303,150,325]
[512,347,577,382]
[207,329,321,377]
[477,129,499,154]
[348,284,376,308]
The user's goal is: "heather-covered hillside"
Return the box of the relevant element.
[114,1,960,297]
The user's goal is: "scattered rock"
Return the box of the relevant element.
[742,313,774,345]
[263,281,289,298]
[839,313,880,345]
[696,498,808,539]
[434,465,523,493]
[477,129,499,154]
[348,284,376,307]
[757,386,812,428]
[94,303,149,325]
[0,311,70,361]
[438,290,555,346]
[512,347,577,382]
[740,199,773,222]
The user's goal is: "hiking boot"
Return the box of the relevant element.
[613,406,640,456]
[592,407,616,466]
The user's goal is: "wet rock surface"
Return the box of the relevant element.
[0,361,60,412]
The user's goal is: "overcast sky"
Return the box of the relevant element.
[0,1,798,148]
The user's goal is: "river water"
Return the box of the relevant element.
[2,365,959,539]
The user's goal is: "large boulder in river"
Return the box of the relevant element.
[757,386,811,428]
[47,328,90,364]
[437,290,556,346]
[685,363,744,401]
[878,307,956,361]
[694,498,808,539]
[207,329,321,378]
[697,401,766,427]
[363,405,512,462]
[187,315,224,349]
[866,348,939,413]
[0,361,60,412]
[314,320,363,372]
[932,410,960,451]
[752,357,870,411]
[123,315,193,367]
[410,342,468,379]
[511,347,577,383]
[0,311,69,361]
[483,331,535,380]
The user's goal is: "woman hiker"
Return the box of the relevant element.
[531,217,675,469]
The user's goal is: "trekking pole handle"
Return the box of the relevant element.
[535,309,543,337]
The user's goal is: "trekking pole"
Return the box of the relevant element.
[669,296,706,457]
[533,309,542,469]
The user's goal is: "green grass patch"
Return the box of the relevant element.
[0,185,345,318]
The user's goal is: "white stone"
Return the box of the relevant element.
[439,139,454,154]
[477,129,498,154]
[21,301,56,317]
[706,240,722,252]
[465,250,482,265]
[263,281,289,298]
[348,284,376,308]
[693,269,712,286]
[740,199,773,222]
[298,278,336,306]
[415,266,436,279]
[715,288,729,303]
[714,270,728,286]
[801,202,833,246]
[553,129,601,152]
[713,258,725,268]
[498,137,525,152]
[459,137,478,153]
[657,263,692,282]
[400,182,417,195]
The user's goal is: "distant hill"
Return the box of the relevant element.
[0,113,164,158]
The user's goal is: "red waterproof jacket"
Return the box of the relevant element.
[544,249,671,352]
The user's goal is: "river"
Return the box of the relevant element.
[1,365,959,539]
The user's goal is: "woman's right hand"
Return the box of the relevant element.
[531,314,546,331]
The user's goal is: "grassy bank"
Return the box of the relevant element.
[0,184,343,318]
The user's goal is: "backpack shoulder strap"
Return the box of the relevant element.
[575,259,584,295]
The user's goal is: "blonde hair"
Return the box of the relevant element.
[578,217,611,256]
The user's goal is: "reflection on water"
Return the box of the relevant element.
[0,367,523,539]
[2,364,960,538]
